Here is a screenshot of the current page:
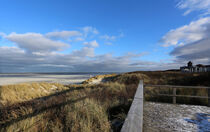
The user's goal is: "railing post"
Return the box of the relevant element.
[208,88,210,107]
[173,88,176,104]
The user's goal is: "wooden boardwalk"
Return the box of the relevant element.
[121,81,210,132]
[121,80,144,132]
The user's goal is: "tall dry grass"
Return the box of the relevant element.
[0,81,131,132]
[0,82,68,106]
[62,98,110,132]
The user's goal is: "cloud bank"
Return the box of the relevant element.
[160,17,210,47]
[1,28,168,73]
[45,30,82,39]
[0,44,159,73]
[6,32,69,52]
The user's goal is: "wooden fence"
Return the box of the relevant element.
[144,84,210,106]
[121,81,210,132]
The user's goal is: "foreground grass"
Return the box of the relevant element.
[2,98,110,132]
[0,81,136,131]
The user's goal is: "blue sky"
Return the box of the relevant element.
[1,0,210,72]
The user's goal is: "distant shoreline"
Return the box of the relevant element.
[0,72,118,86]
[0,72,121,74]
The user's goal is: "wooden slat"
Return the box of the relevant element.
[121,80,143,132]
[144,84,210,89]
[173,88,176,104]
[208,89,210,107]
[157,94,209,99]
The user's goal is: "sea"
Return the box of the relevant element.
[0,72,120,85]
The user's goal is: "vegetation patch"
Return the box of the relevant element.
[82,74,117,84]
[0,82,68,106]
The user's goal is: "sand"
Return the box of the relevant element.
[0,73,92,85]
[144,102,210,132]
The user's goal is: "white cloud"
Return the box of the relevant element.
[177,0,210,16]
[71,47,95,57]
[83,40,99,48]
[100,35,116,41]
[0,46,25,55]
[125,52,148,58]
[6,32,69,52]
[0,32,6,38]
[31,51,61,57]
[45,30,82,39]
[100,32,124,41]
[82,26,99,37]
[74,37,84,41]
[160,17,210,47]
[100,32,124,45]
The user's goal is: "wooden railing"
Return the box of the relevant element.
[121,80,144,132]
[144,84,210,106]
[121,82,210,132]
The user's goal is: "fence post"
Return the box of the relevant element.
[208,88,210,107]
[173,88,176,104]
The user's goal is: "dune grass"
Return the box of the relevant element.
[0,81,132,131]
[82,74,117,84]
[1,98,110,132]
[0,82,68,106]
[0,71,209,131]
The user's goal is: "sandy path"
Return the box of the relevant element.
[143,102,210,132]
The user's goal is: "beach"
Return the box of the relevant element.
[0,73,102,85]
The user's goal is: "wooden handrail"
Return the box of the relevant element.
[157,94,209,99]
[144,84,210,106]
[121,82,210,132]
[121,80,144,132]
[144,84,210,89]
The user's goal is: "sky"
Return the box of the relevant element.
[0,0,210,73]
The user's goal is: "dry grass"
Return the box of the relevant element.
[0,82,68,106]
[128,71,210,86]
[1,71,209,131]
[1,98,111,132]
[82,73,117,84]
[112,71,210,105]
[62,98,110,132]
[0,82,129,132]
